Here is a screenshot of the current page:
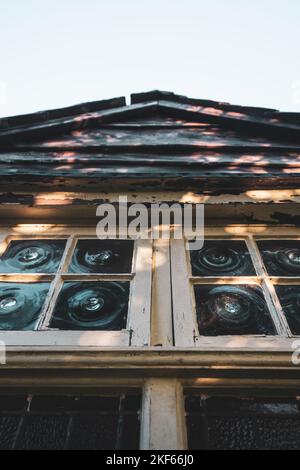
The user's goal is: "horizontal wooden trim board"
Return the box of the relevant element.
[0,331,131,347]
[1,345,300,371]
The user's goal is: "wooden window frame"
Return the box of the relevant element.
[1,224,300,450]
[171,225,300,349]
[0,226,153,347]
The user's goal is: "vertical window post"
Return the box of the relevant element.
[140,378,187,450]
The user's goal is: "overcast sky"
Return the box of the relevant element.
[0,0,299,117]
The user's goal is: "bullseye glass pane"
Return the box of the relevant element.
[68,239,134,273]
[50,281,129,330]
[276,286,300,335]
[0,282,50,330]
[0,239,66,273]
[189,240,255,277]
[257,240,300,276]
[194,284,275,336]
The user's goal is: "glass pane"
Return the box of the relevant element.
[0,282,50,330]
[121,414,141,450]
[30,395,77,412]
[17,415,69,450]
[123,394,141,411]
[50,281,129,330]
[185,396,300,450]
[69,239,134,273]
[0,395,27,411]
[0,416,20,450]
[0,393,141,450]
[0,239,66,273]
[68,414,118,450]
[194,284,275,335]
[74,396,120,411]
[189,240,255,276]
[276,285,300,335]
[258,240,300,276]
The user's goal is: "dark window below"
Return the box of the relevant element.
[0,393,141,450]
[185,395,300,450]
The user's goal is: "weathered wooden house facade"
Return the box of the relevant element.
[0,90,300,449]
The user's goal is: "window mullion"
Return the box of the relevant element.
[0,229,10,257]
[140,378,187,450]
[247,235,291,337]
[151,239,173,347]
[127,239,153,347]
[170,239,197,347]
[38,236,77,330]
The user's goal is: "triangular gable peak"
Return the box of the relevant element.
[0,91,299,193]
[0,91,299,150]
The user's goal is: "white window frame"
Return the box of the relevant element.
[0,225,153,347]
[171,225,300,349]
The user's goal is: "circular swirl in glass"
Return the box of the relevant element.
[17,246,49,268]
[258,241,300,276]
[277,248,300,274]
[70,290,107,323]
[0,240,66,273]
[51,281,129,330]
[69,240,134,274]
[84,250,114,267]
[0,283,49,330]
[206,287,254,328]
[0,297,18,311]
[276,286,300,335]
[190,241,255,276]
[196,246,241,273]
[196,285,274,335]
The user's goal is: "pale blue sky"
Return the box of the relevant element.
[0,0,299,117]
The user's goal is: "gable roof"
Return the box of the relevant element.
[0,90,299,193]
[0,90,299,138]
